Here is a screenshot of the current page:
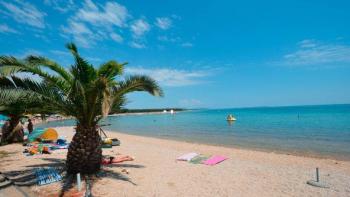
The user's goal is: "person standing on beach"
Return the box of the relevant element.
[27,119,33,134]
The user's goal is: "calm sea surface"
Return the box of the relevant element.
[36,104,350,160]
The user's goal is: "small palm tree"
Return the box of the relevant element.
[0,43,163,174]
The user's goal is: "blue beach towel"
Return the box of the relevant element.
[27,129,45,142]
[35,167,62,185]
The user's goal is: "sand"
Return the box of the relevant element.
[0,126,349,197]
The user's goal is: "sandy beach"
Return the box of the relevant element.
[0,126,349,197]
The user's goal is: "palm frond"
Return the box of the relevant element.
[1,43,163,128]
[66,43,97,85]
[0,88,36,105]
[0,56,70,91]
[0,76,16,87]
[4,76,73,116]
[98,61,125,80]
[112,75,164,99]
[25,55,73,83]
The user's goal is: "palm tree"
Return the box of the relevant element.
[0,76,47,144]
[0,43,163,174]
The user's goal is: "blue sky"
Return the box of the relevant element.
[0,0,350,109]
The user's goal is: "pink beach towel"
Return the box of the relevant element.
[177,152,199,161]
[203,155,228,165]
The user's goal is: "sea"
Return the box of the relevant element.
[34,104,350,160]
[0,115,6,121]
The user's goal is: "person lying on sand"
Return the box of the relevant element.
[102,155,134,164]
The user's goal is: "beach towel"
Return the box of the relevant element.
[27,129,45,142]
[177,152,199,161]
[189,155,211,164]
[203,155,228,165]
[51,144,69,150]
[35,167,62,185]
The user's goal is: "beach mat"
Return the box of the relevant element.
[177,152,199,161]
[27,129,45,142]
[189,155,211,164]
[35,167,62,186]
[203,155,228,165]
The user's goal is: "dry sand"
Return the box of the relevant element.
[0,126,349,197]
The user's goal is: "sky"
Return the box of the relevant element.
[0,0,350,109]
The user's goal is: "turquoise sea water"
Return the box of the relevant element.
[37,104,350,160]
[0,115,6,120]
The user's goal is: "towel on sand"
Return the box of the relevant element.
[35,167,62,185]
[203,155,228,165]
[177,152,199,161]
[189,155,211,164]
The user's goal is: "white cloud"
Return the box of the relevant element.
[61,19,97,48]
[282,40,350,66]
[130,19,150,37]
[129,41,146,49]
[110,33,123,43]
[155,17,172,30]
[125,67,209,87]
[44,0,75,13]
[59,1,185,49]
[158,35,180,43]
[0,24,19,34]
[298,39,317,48]
[181,42,193,48]
[0,1,46,28]
[76,0,129,28]
[61,0,129,47]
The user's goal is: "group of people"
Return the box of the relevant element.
[0,118,33,144]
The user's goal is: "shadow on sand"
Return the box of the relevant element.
[1,157,143,196]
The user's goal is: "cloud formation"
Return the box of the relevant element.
[125,67,208,87]
[282,39,350,67]
[76,0,129,28]
[130,19,150,37]
[155,17,172,30]
[129,41,146,49]
[0,1,46,28]
[61,0,129,47]
[0,24,19,34]
[61,19,98,47]
[43,0,75,13]
[110,33,123,43]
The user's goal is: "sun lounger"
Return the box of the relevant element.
[177,152,199,161]
[203,155,228,165]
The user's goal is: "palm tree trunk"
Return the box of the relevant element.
[66,124,102,174]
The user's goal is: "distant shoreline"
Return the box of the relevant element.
[109,109,186,116]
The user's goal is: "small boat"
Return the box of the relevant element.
[226,115,236,121]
